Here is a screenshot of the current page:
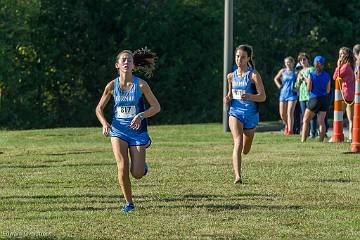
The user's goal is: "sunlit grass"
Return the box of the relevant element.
[0,124,359,239]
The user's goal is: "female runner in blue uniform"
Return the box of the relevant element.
[96,48,160,212]
[224,45,266,184]
[274,56,298,135]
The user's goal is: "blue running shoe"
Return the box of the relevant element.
[121,202,135,213]
[144,162,148,176]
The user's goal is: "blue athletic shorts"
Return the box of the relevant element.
[229,111,259,129]
[279,94,298,102]
[279,86,298,102]
[110,124,151,148]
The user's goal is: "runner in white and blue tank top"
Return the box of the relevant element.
[274,56,298,135]
[224,44,266,184]
[229,67,259,129]
[110,76,151,147]
[96,49,160,213]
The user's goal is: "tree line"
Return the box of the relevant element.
[1,0,359,129]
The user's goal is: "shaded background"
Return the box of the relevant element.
[1,0,359,129]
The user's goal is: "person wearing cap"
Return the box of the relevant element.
[274,56,298,135]
[294,52,317,138]
[333,47,355,142]
[301,55,331,142]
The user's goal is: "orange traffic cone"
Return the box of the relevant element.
[331,77,344,142]
[351,72,360,152]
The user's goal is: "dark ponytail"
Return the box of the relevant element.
[133,47,157,77]
[248,59,254,69]
[116,47,157,77]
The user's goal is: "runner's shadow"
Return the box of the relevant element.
[190,203,302,211]
[141,193,302,211]
[317,178,352,183]
[0,193,121,209]
[40,206,120,212]
[43,150,107,156]
[0,193,120,201]
[157,192,276,203]
[2,235,60,240]
[1,193,122,213]
[9,150,107,157]
[342,151,360,155]
[0,162,115,169]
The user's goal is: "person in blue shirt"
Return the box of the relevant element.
[274,56,298,135]
[224,44,266,184]
[301,55,330,142]
[96,48,161,212]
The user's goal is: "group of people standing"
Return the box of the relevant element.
[274,45,360,142]
[223,44,360,187]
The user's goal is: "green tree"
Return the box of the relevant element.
[0,0,359,129]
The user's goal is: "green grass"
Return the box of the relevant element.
[0,123,359,240]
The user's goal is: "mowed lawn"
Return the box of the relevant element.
[0,123,359,240]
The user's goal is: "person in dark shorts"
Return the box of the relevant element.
[301,56,331,142]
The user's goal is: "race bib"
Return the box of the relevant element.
[116,106,136,118]
[232,89,245,100]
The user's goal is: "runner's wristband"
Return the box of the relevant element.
[137,112,144,121]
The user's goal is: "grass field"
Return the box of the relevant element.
[0,123,359,240]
